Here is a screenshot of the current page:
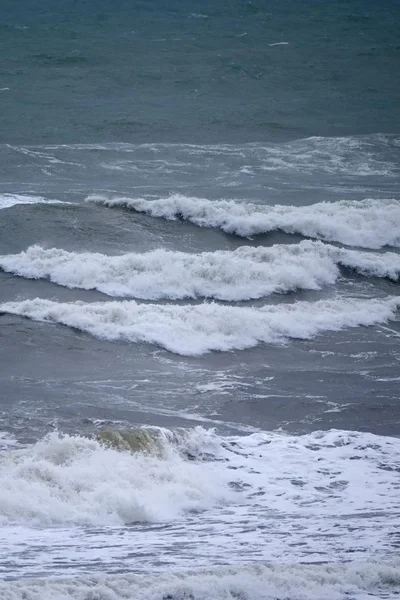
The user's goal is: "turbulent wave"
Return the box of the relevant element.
[1,559,400,600]
[0,193,66,210]
[0,241,399,300]
[87,195,400,249]
[1,426,399,582]
[0,425,399,530]
[0,296,399,355]
[0,428,231,526]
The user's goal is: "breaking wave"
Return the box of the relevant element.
[0,427,231,527]
[0,296,399,355]
[87,195,400,249]
[0,241,399,301]
[0,426,399,527]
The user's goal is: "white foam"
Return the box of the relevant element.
[1,560,399,600]
[0,430,232,527]
[0,193,66,210]
[0,296,399,355]
[1,241,399,300]
[87,195,400,249]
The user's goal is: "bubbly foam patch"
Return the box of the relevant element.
[0,296,399,355]
[0,193,67,210]
[87,195,400,249]
[1,560,400,600]
[0,241,399,300]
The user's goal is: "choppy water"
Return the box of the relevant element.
[0,1,400,599]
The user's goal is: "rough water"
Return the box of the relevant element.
[0,1,400,599]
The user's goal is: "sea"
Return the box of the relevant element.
[0,1,400,598]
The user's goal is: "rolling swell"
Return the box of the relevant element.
[0,241,399,301]
[1,296,399,355]
[87,195,400,249]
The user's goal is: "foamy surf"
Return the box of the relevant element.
[1,560,399,600]
[0,427,399,582]
[0,426,399,526]
[87,195,400,249]
[0,241,399,301]
[0,296,399,355]
[0,193,67,210]
[0,428,232,527]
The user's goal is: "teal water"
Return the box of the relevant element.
[1,0,399,144]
